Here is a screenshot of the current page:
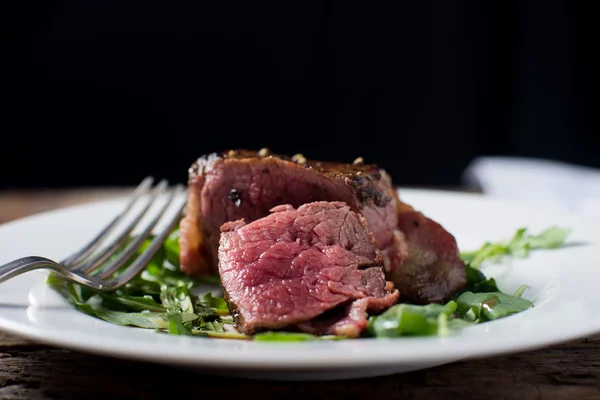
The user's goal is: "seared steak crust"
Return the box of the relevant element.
[180,149,398,276]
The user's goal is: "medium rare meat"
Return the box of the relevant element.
[217,201,399,335]
[295,300,372,338]
[383,199,467,304]
[181,149,398,276]
[180,149,467,304]
[295,283,397,337]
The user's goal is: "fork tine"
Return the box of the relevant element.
[96,183,183,280]
[0,180,187,292]
[61,176,154,267]
[103,185,187,290]
[72,179,169,274]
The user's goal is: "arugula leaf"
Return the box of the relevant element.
[56,282,192,329]
[367,301,466,338]
[464,265,500,293]
[201,320,225,333]
[97,310,197,329]
[527,227,571,249]
[119,275,162,296]
[196,292,229,311]
[461,242,509,268]
[160,285,194,314]
[163,228,181,267]
[369,289,532,338]
[513,285,529,298]
[48,223,553,341]
[507,228,529,257]
[46,228,231,338]
[64,282,98,317]
[455,291,533,322]
[142,262,198,288]
[138,236,166,270]
[97,310,167,328]
[461,226,570,268]
[451,264,502,301]
[168,313,193,335]
[445,317,476,331]
[96,292,165,312]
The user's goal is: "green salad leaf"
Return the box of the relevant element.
[196,292,229,312]
[46,224,568,341]
[96,293,166,313]
[454,290,533,322]
[46,228,240,338]
[98,310,196,329]
[450,265,500,300]
[163,228,181,267]
[367,301,469,338]
[168,312,193,335]
[460,226,570,268]
[368,287,533,339]
[464,265,500,293]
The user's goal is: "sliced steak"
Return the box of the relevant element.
[180,148,467,305]
[295,282,397,338]
[384,199,467,304]
[180,149,398,276]
[217,201,399,335]
[295,300,371,338]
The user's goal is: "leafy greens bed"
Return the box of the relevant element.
[46,226,570,341]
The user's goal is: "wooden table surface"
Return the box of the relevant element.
[1,188,599,400]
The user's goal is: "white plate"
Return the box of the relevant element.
[1,189,599,381]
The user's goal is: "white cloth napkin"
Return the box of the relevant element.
[462,156,600,216]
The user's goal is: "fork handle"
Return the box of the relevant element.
[0,256,63,285]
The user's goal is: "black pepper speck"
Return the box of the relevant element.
[228,189,243,207]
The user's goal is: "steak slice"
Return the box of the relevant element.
[295,300,371,338]
[180,149,398,277]
[295,282,397,338]
[217,201,399,335]
[180,148,467,304]
[384,199,467,304]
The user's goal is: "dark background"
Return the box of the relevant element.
[2,1,599,188]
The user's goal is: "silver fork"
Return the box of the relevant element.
[0,177,187,291]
